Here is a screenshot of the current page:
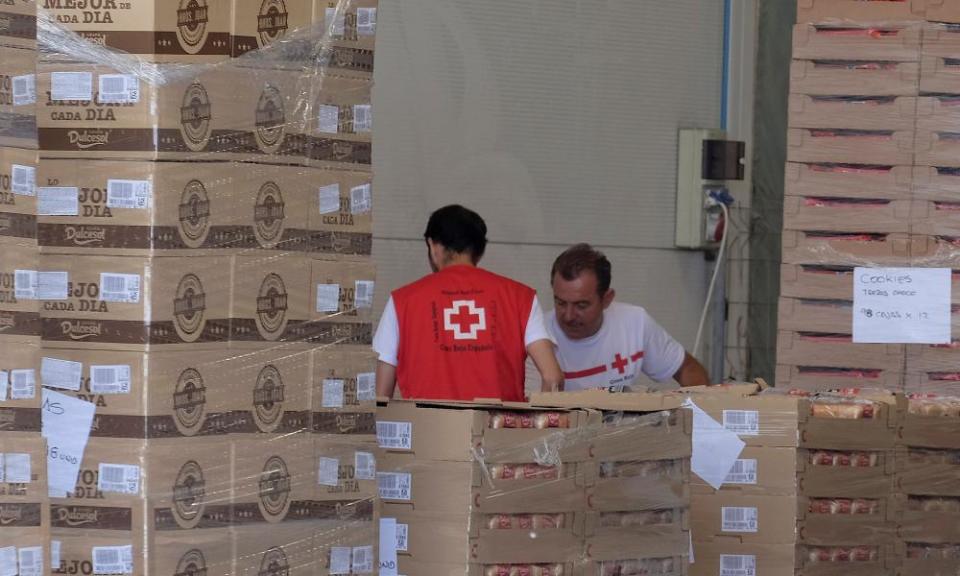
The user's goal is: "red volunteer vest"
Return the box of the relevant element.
[392,265,536,401]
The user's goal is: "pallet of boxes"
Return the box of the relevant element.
[0,0,380,574]
[376,390,693,576]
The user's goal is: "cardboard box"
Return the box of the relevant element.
[901,556,960,576]
[229,346,313,436]
[788,95,917,133]
[231,0,313,57]
[232,523,320,576]
[778,331,905,372]
[785,163,912,203]
[915,127,960,169]
[38,254,232,350]
[312,0,379,53]
[0,46,37,149]
[913,165,960,203]
[312,520,379,576]
[795,0,929,24]
[150,529,235,576]
[899,448,960,494]
[902,235,960,268]
[796,543,901,576]
[911,200,960,238]
[778,297,854,334]
[682,395,800,448]
[690,493,796,544]
[792,24,921,62]
[233,433,315,525]
[783,196,912,234]
[798,495,900,544]
[41,0,232,62]
[798,396,903,450]
[0,244,39,340]
[313,435,377,503]
[781,263,856,300]
[901,397,960,449]
[900,499,960,543]
[691,539,794,576]
[776,364,904,393]
[780,230,912,266]
[583,532,690,570]
[0,526,47,576]
[379,458,475,514]
[905,341,960,377]
[51,529,141,576]
[786,128,915,166]
[916,96,960,134]
[585,459,690,513]
[0,435,46,503]
[0,0,36,50]
[926,0,960,24]
[0,338,39,414]
[905,371,960,396]
[312,347,376,435]
[691,446,799,496]
[790,60,920,97]
[921,55,960,95]
[922,22,960,58]
[0,146,37,246]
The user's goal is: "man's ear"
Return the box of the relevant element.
[602,289,616,309]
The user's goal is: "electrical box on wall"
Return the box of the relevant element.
[675,129,744,249]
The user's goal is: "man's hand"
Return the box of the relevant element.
[376,361,398,398]
[527,339,564,392]
[673,352,710,387]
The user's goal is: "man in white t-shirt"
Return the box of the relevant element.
[548,244,711,391]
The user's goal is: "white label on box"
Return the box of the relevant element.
[356,372,375,402]
[51,72,93,102]
[106,179,151,210]
[325,8,346,37]
[90,365,132,395]
[722,410,759,436]
[98,74,139,104]
[376,421,412,450]
[37,187,79,216]
[357,7,377,36]
[377,472,412,500]
[396,523,408,552]
[318,183,341,214]
[41,357,83,391]
[317,457,340,487]
[5,453,31,483]
[329,547,351,575]
[355,281,374,309]
[11,164,36,196]
[18,546,43,576]
[316,283,341,313]
[353,546,374,574]
[721,507,758,533]
[37,271,69,301]
[352,105,372,133]
[720,555,756,576]
[853,267,952,344]
[0,372,7,402]
[91,545,132,575]
[350,183,372,214]
[0,456,5,483]
[51,541,61,571]
[724,459,758,485]
[10,370,35,400]
[97,464,140,495]
[322,379,345,408]
[14,269,37,300]
[12,74,36,106]
[99,273,141,304]
[317,104,340,134]
[0,547,16,576]
[379,519,398,576]
[355,451,376,480]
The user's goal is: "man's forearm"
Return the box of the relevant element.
[527,339,565,392]
[376,361,398,398]
[674,352,711,387]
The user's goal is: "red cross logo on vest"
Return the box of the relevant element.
[443,300,487,340]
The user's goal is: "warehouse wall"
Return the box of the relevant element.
[371,0,726,385]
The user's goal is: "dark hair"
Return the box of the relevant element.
[551,243,612,296]
[424,205,488,262]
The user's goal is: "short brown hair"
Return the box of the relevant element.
[551,243,612,296]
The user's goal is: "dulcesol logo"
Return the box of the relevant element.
[258,547,290,576]
[179,82,213,152]
[253,364,285,433]
[175,549,208,576]
[253,181,285,248]
[173,460,207,529]
[257,0,290,47]
[173,367,207,437]
[176,0,211,54]
[258,456,291,521]
[254,84,286,153]
[173,273,207,342]
[255,273,288,340]
[178,179,212,248]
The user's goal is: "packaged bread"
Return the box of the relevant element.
[907,543,960,560]
[807,546,878,563]
[488,411,571,429]
[599,558,676,576]
[488,463,561,481]
[808,498,879,515]
[599,459,677,479]
[599,510,676,527]
[486,514,565,530]
[809,450,879,467]
[484,564,564,576]
[907,395,960,417]
[811,401,877,419]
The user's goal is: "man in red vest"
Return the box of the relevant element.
[373,205,564,401]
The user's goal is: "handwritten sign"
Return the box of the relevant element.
[41,390,95,497]
[853,267,951,344]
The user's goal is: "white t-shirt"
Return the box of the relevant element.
[374,295,553,366]
[548,302,686,391]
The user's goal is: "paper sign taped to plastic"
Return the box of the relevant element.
[853,267,951,344]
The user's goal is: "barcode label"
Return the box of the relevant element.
[0,547,16,576]
[18,546,43,576]
[325,8,346,37]
[41,357,83,392]
[51,72,93,101]
[316,284,341,313]
[725,459,758,485]
[50,542,61,570]
[11,164,36,196]
[38,187,79,216]
[721,507,758,533]
[106,180,151,209]
[355,451,376,480]
[357,7,377,36]
[376,421,412,450]
[356,372,375,401]
[317,457,340,487]
[355,280,374,309]
[329,547,351,575]
[723,410,760,436]
[352,105,372,133]
[317,104,340,134]
[396,524,408,551]
[720,555,756,576]
[90,365,132,395]
[37,271,69,300]
[318,183,341,214]
[350,183,372,214]
[14,269,37,300]
[0,372,7,402]
[322,379,345,408]
[4,453,31,483]
[352,546,374,574]
[12,74,36,106]
[10,370,35,400]
[99,273,141,304]
[98,74,139,104]
[97,464,140,495]
[377,472,412,500]
[92,545,132,574]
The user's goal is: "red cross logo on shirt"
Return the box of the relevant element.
[443,300,487,340]
[611,353,629,374]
